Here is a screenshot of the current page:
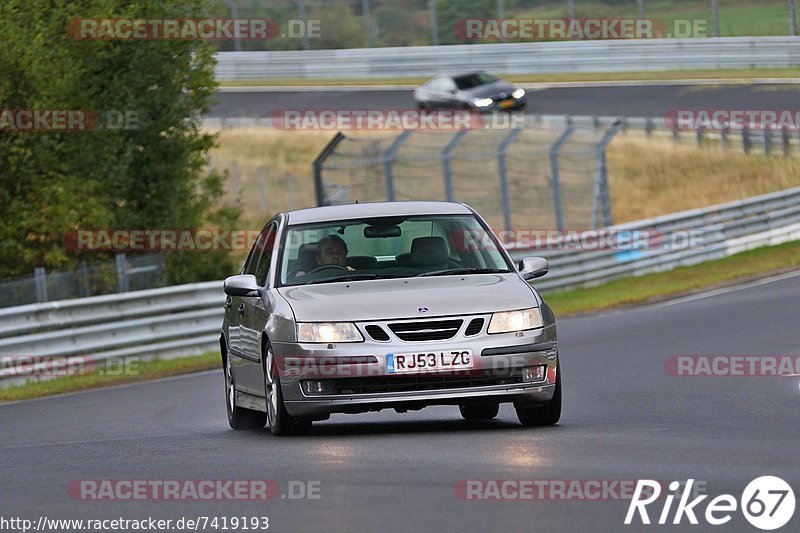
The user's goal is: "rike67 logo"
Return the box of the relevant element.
[625,477,795,530]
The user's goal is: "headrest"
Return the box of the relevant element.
[410,236,448,266]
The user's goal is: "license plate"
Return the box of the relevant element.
[499,99,516,108]
[386,349,473,374]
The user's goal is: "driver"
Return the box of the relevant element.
[294,234,355,277]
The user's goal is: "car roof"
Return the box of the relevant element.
[284,201,472,225]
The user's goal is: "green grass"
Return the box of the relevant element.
[0,352,219,403]
[517,0,792,37]
[545,239,800,316]
[5,239,800,403]
[218,68,800,87]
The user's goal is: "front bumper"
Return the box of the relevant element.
[271,323,557,418]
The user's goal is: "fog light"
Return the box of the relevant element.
[522,365,547,382]
[302,380,331,395]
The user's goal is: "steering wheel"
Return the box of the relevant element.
[308,264,349,274]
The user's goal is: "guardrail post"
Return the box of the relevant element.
[593,120,624,228]
[764,129,772,155]
[672,123,679,142]
[498,128,522,233]
[549,125,574,233]
[34,267,48,303]
[720,126,729,149]
[645,117,654,137]
[312,132,346,206]
[782,127,790,156]
[742,127,751,154]
[695,126,704,146]
[115,254,129,293]
[441,129,468,202]
[383,130,412,202]
[78,260,90,297]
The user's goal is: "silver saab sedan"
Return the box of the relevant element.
[220,201,560,435]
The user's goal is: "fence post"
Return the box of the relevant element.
[258,166,268,211]
[34,267,48,303]
[764,129,772,155]
[230,160,241,206]
[78,260,90,297]
[720,126,729,149]
[696,126,704,146]
[593,120,624,228]
[441,129,468,202]
[383,130,413,202]
[782,127,791,156]
[549,125,574,233]
[645,116,654,136]
[742,127,751,154]
[497,128,522,233]
[312,132,346,206]
[115,254,129,293]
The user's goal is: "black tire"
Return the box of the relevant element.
[459,404,500,421]
[223,343,267,430]
[264,342,311,436]
[515,363,561,427]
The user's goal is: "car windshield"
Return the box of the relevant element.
[453,72,499,90]
[277,214,511,286]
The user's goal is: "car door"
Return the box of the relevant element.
[226,229,265,363]
[238,221,277,394]
[228,226,268,392]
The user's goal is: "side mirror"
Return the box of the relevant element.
[518,256,549,281]
[224,274,260,297]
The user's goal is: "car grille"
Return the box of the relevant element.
[365,325,390,341]
[464,318,484,336]
[387,319,463,341]
[320,370,523,395]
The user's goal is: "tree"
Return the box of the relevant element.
[0,0,237,282]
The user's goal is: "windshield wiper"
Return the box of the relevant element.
[305,273,379,285]
[415,268,511,277]
[305,273,406,285]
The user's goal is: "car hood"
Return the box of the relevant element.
[461,81,517,99]
[277,274,539,322]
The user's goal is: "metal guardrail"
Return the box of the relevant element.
[214,37,800,81]
[2,186,800,385]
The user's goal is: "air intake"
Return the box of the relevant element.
[388,319,463,341]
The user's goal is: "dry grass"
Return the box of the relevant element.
[607,134,800,222]
[209,126,800,228]
[208,128,332,228]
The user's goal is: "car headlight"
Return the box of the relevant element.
[472,97,494,108]
[488,307,543,334]
[297,322,363,343]
[512,88,525,99]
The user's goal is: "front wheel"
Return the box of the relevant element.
[224,346,267,430]
[264,343,312,436]
[515,363,561,427]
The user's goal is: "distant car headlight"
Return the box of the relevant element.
[512,88,526,99]
[297,322,363,343]
[488,307,543,334]
[472,97,494,108]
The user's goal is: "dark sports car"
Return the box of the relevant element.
[413,71,527,112]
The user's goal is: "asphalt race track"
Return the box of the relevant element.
[2,272,799,532]
[211,82,800,119]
